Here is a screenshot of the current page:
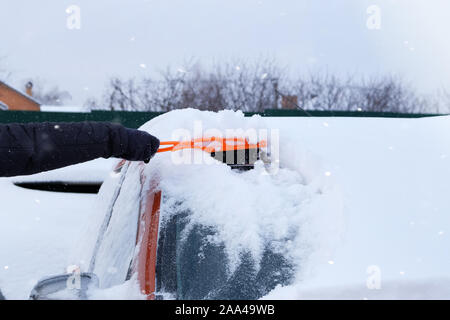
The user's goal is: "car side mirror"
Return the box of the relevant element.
[29,273,99,300]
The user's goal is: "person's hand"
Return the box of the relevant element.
[123,128,160,163]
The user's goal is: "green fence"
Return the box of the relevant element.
[258,109,446,118]
[0,109,446,128]
[0,110,163,128]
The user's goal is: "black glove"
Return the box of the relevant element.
[123,128,160,163]
[0,122,160,177]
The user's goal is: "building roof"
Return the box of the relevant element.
[0,80,41,106]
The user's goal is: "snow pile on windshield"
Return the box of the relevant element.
[140,109,344,288]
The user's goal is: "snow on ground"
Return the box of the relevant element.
[1,109,450,299]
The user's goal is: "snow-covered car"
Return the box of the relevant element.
[95,157,292,300]
[30,137,294,299]
[27,109,343,300]
[16,109,450,300]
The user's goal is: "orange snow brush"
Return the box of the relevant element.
[157,137,268,170]
[157,137,267,154]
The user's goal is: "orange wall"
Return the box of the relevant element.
[0,84,40,111]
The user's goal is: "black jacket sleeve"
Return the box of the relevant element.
[0,121,160,177]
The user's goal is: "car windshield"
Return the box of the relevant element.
[155,201,294,300]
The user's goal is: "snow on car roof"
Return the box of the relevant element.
[10,158,118,184]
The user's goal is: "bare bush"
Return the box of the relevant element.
[283,72,355,111]
[88,59,282,112]
[351,76,427,113]
[101,78,140,111]
[435,88,450,113]
[87,59,441,114]
[283,73,431,113]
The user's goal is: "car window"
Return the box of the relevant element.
[92,163,143,288]
[155,201,294,300]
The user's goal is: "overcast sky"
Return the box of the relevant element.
[1,0,450,105]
